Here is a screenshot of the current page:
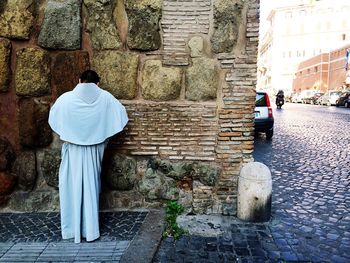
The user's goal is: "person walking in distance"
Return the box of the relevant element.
[48,70,128,243]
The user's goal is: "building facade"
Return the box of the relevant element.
[258,0,350,95]
[293,45,350,93]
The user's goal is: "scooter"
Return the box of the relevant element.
[276,97,284,109]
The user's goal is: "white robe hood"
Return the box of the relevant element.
[49,83,128,145]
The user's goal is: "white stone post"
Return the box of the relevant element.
[237,162,272,222]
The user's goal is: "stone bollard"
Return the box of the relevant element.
[237,162,272,222]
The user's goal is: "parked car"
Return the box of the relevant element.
[317,91,342,106]
[295,91,308,103]
[255,91,274,139]
[336,91,350,107]
[301,90,318,104]
[291,92,299,103]
[310,92,324,105]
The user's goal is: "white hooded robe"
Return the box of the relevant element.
[48,83,128,243]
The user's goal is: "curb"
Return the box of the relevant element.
[120,209,165,263]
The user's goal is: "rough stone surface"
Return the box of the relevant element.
[38,0,81,50]
[191,163,221,187]
[0,171,16,195]
[149,159,191,181]
[12,151,36,191]
[40,149,61,189]
[178,189,193,213]
[211,0,244,53]
[185,57,219,101]
[84,0,121,50]
[192,180,214,214]
[100,190,145,209]
[141,60,182,101]
[0,0,34,40]
[188,36,204,58]
[15,48,51,97]
[138,168,179,200]
[52,51,90,97]
[0,137,15,171]
[0,38,11,92]
[103,154,137,191]
[8,191,60,212]
[92,51,138,99]
[18,98,52,148]
[126,0,162,51]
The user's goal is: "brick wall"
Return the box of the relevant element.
[215,0,258,214]
[111,101,218,162]
[162,0,211,66]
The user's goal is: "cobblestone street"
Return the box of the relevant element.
[155,103,350,263]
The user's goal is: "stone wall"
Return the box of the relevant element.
[0,0,259,215]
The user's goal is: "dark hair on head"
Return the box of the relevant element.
[80,70,100,84]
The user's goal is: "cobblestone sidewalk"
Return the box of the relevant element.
[0,211,148,262]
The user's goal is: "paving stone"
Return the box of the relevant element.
[0,211,147,242]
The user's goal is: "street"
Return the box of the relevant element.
[255,103,350,262]
[155,103,350,263]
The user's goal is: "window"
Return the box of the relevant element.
[315,66,318,72]
[317,22,321,31]
[285,12,292,18]
[342,34,346,41]
[303,50,306,57]
[289,51,292,58]
[342,20,347,28]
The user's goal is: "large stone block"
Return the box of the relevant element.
[40,149,60,189]
[38,0,81,50]
[138,167,179,200]
[185,57,219,101]
[8,191,59,212]
[18,98,52,148]
[12,151,36,191]
[0,137,15,171]
[15,48,51,97]
[100,190,144,209]
[92,51,138,99]
[0,171,16,195]
[141,60,182,101]
[103,154,137,191]
[191,163,221,187]
[126,0,162,51]
[52,51,90,97]
[211,0,244,53]
[0,38,11,93]
[84,0,121,50]
[0,0,34,40]
[148,158,191,181]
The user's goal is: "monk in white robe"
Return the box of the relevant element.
[48,70,128,243]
